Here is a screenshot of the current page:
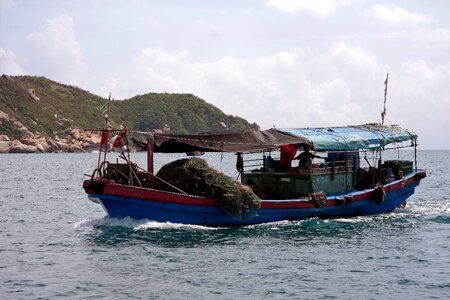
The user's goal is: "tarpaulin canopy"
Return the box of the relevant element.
[132,124,417,153]
[132,129,312,153]
[280,124,417,151]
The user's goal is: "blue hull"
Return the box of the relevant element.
[87,172,423,226]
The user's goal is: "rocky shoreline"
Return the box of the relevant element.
[0,129,102,154]
[0,110,102,153]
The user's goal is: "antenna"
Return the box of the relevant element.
[381,73,389,125]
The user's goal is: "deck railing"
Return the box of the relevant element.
[241,155,355,175]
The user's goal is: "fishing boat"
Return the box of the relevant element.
[83,124,426,226]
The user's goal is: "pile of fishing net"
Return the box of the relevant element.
[155,157,261,216]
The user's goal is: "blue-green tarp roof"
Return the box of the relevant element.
[280,124,417,151]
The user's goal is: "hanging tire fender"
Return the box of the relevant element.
[373,183,385,205]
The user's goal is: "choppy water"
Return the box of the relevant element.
[0,150,449,299]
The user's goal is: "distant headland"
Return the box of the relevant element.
[0,75,258,153]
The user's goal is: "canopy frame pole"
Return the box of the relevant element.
[414,138,418,172]
[96,136,103,169]
[378,148,383,184]
[146,133,154,174]
[371,150,378,186]
[308,160,315,193]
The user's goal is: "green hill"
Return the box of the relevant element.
[0,75,107,138]
[114,93,249,134]
[0,75,252,140]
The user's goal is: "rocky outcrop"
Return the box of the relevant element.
[8,140,38,153]
[0,110,10,124]
[21,137,50,153]
[28,88,40,101]
[0,109,33,137]
[0,135,10,141]
[69,128,81,140]
[0,141,10,153]
[9,144,38,153]
[0,125,104,153]
[1,104,108,153]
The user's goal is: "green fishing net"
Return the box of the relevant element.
[156,157,261,216]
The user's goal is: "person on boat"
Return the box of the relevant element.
[295,145,325,168]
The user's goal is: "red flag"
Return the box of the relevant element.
[113,132,121,148]
[113,131,128,150]
[280,144,298,171]
[100,129,109,145]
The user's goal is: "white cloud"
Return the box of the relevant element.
[1,1,447,148]
[0,48,26,75]
[102,44,386,129]
[25,14,87,84]
[267,0,364,16]
[366,4,432,26]
[93,43,449,149]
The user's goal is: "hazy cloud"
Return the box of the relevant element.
[0,0,18,9]
[24,14,87,84]
[1,1,449,148]
[101,44,384,127]
[94,42,449,148]
[0,48,26,75]
[366,4,432,25]
[392,60,450,148]
[267,0,364,16]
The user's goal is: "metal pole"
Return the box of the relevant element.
[378,148,383,184]
[414,139,418,172]
[96,134,103,169]
[147,133,154,174]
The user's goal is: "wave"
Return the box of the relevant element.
[408,199,450,216]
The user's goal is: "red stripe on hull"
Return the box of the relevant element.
[103,183,218,206]
[89,170,426,208]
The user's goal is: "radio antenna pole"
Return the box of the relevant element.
[381,73,389,125]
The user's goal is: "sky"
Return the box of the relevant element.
[1,0,449,149]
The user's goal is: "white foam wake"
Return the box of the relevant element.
[74,217,216,230]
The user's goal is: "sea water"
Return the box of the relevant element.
[0,151,449,299]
